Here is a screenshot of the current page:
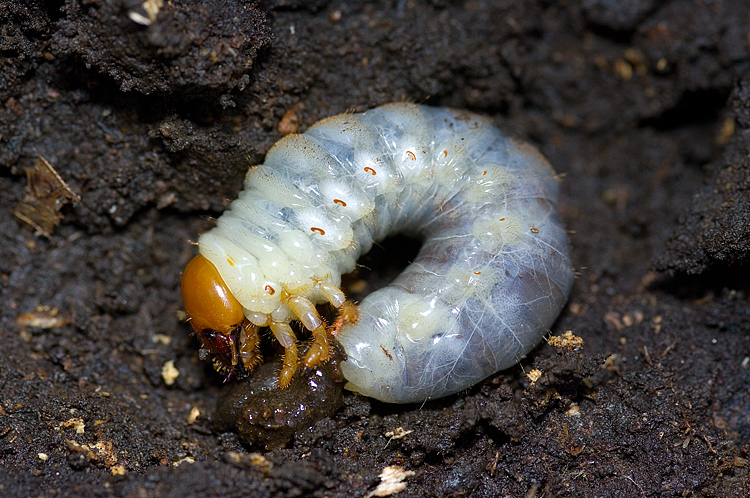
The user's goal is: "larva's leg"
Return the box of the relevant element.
[270,319,301,388]
[302,285,355,368]
[297,284,349,369]
[287,295,324,332]
[330,300,359,335]
[270,320,296,348]
[286,294,332,368]
[238,321,262,373]
[278,341,298,389]
[261,286,350,385]
[318,281,346,308]
[303,323,330,369]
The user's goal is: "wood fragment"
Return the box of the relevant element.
[13,156,80,237]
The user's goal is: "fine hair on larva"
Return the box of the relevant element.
[188,103,574,404]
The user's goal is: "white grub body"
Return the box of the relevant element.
[199,103,574,403]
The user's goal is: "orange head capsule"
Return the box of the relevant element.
[181,254,245,374]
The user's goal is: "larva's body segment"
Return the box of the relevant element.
[193,103,573,403]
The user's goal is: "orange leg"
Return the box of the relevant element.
[278,342,299,389]
[329,300,359,336]
[239,321,263,373]
[303,323,331,369]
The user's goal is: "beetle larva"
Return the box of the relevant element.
[181,103,574,403]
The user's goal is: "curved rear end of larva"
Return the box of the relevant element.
[199,103,574,404]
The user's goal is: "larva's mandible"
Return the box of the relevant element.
[181,103,574,404]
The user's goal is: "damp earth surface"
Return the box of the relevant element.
[2,1,750,496]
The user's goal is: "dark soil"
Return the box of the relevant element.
[2,0,750,496]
